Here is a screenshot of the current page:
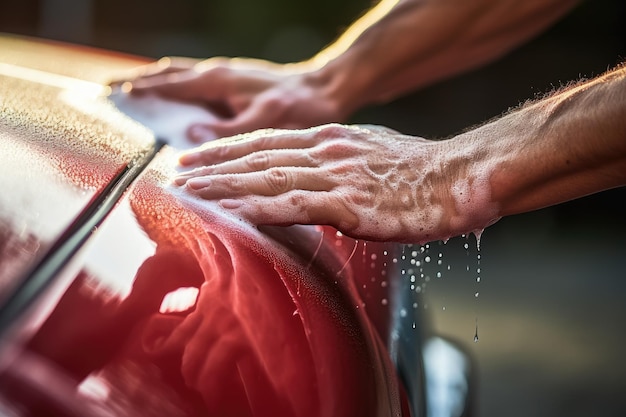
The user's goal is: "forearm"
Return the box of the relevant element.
[305,0,579,112]
[452,65,626,220]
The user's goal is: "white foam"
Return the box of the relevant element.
[108,91,219,151]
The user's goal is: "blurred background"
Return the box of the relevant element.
[1,0,625,416]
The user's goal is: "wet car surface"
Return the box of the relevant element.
[0,34,471,417]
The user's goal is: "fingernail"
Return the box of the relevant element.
[220,199,243,209]
[120,81,133,94]
[188,125,213,143]
[186,178,211,190]
[172,175,190,185]
[179,152,200,165]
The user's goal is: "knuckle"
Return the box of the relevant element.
[317,123,350,139]
[224,175,244,193]
[329,191,361,232]
[313,139,358,159]
[246,151,271,171]
[265,167,293,194]
[211,145,232,162]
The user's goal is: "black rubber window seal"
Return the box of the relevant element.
[0,138,167,337]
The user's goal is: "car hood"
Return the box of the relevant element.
[0,34,406,417]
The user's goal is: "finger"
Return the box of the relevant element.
[109,57,198,88]
[139,56,202,78]
[185,167,336,199]
[129,70,221,102]
[174,149,317,185]
[205,104,277,138]
[188,124,220,144]
[202,88,313,138]
[178,128,320,166]
[214,191,361,237]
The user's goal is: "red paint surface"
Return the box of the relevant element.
[126,172,404,416]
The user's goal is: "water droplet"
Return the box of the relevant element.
[425,256,431,263]
[392,257,398,264]
[474,319,479,342]
[464,243,469,250]
[370,253,377,261]
[436,272,442,278]
[381,298,388,306]
[411,250,418,257]
[442,306,446,311]
[412,302,418,309]
[474,292,479,298]
[476,277,481,283]
[400,308,407,317]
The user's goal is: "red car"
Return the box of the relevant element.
[0,34,471,417]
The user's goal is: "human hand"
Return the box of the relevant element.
[173,124,501,243]
[117,56,351,141]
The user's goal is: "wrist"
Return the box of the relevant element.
[435,133,503,240]
[299,50,380,119]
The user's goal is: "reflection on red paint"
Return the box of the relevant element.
[0,162,406,417]
[1,40,408,416]
[127,171,404,416]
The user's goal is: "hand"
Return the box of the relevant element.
[119,57,351,141]
[173,124,500,243]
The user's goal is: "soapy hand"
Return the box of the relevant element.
[119,57,350,141]
[173,124,499,243]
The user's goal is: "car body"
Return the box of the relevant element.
[0,34,471,417]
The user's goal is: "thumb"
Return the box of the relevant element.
[187,123,220,143]
[201,105,277,138]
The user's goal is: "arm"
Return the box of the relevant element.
[307,0,580,109]
[124,0,579,139]
[172,65,626,243]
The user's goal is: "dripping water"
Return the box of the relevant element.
[473,317,479,343]
[336,239,359,276]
